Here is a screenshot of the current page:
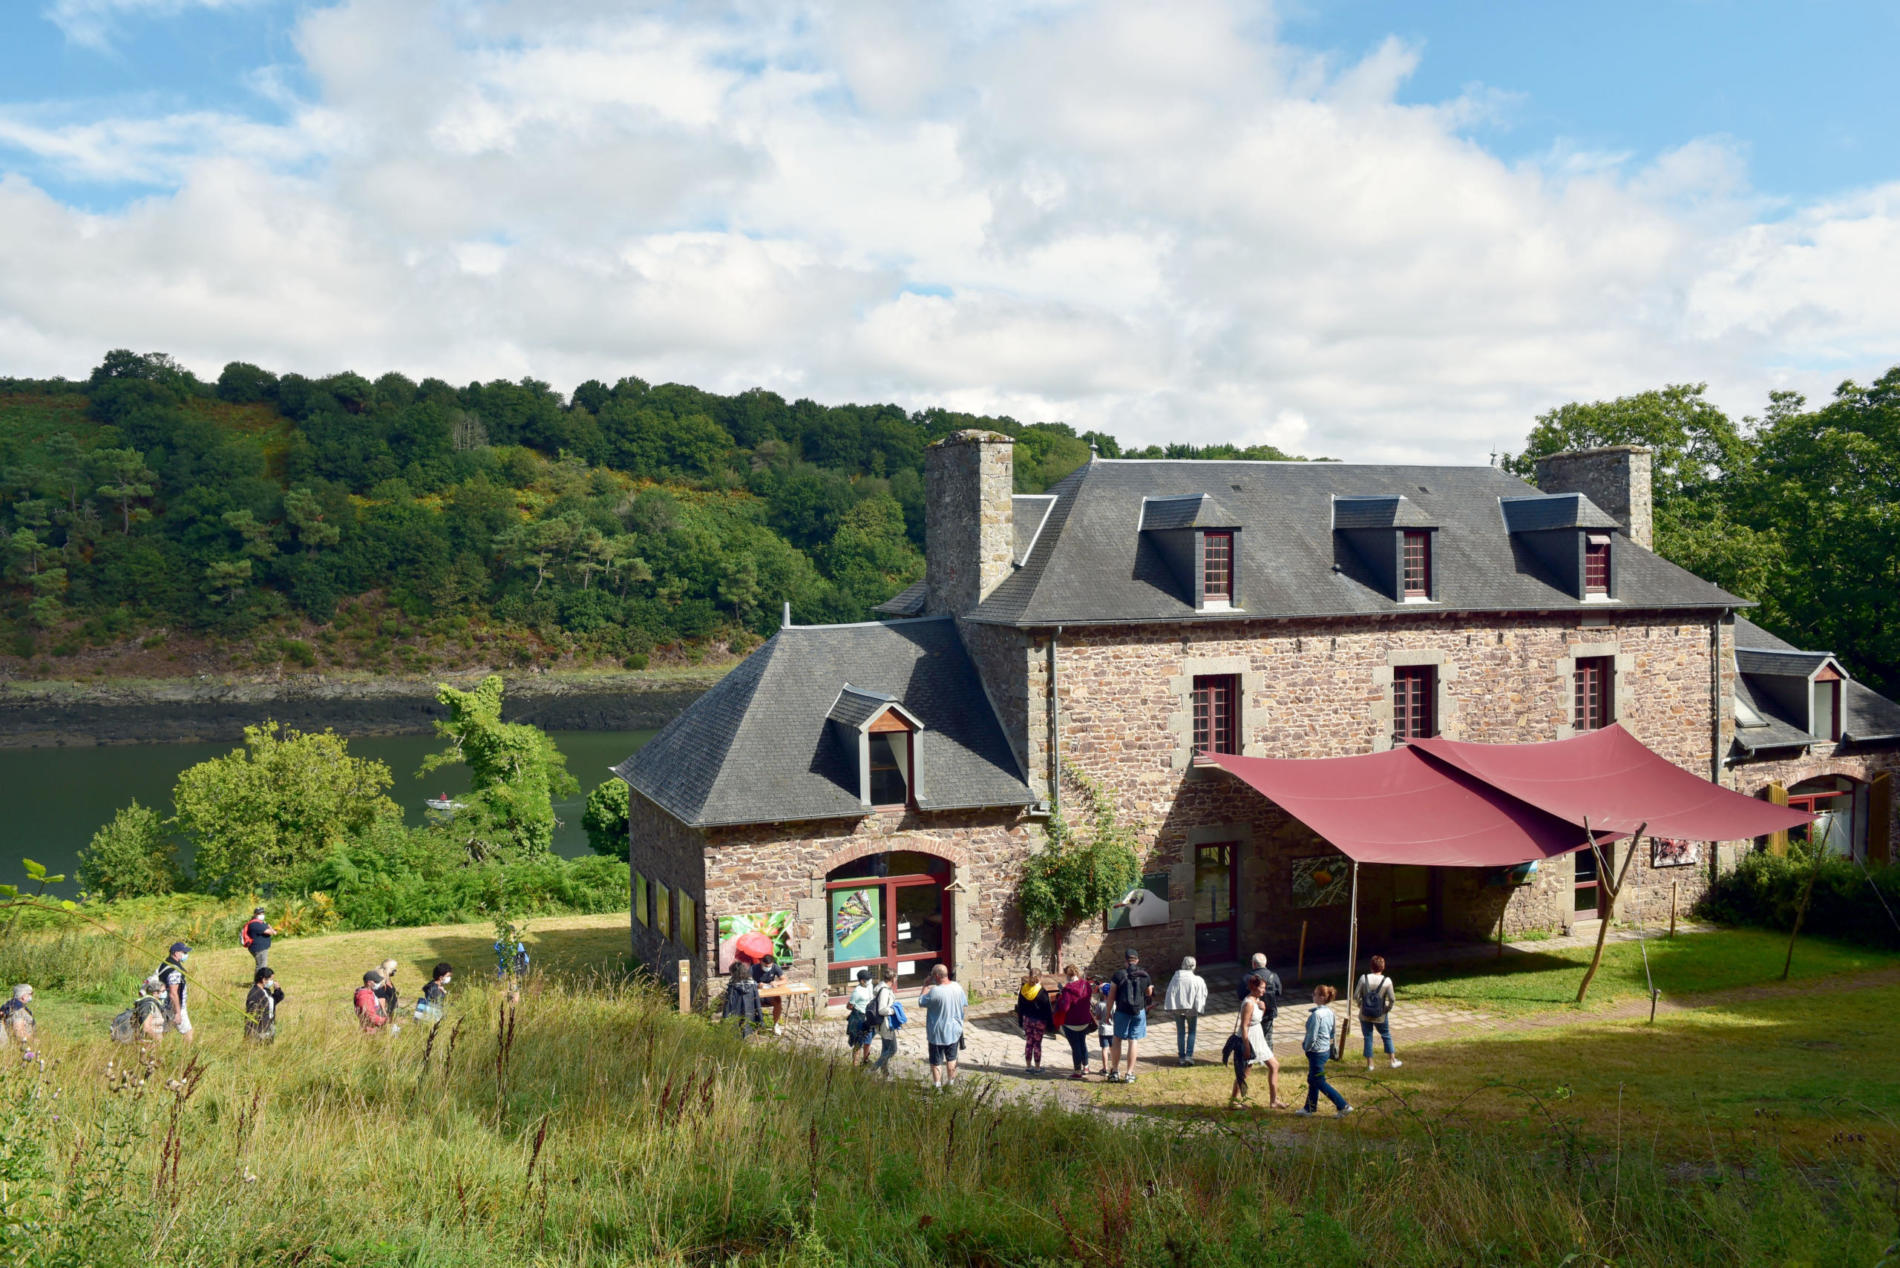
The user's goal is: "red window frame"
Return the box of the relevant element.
[1574,656,1614,731]
[1584,537,1611,594]
[1393,665,1436,741]
[1402,531,1430,597]
[1812,669,1842,742]
[824,865,951,1000]
[1202,531,1233,602]
[1192,674,1240,756]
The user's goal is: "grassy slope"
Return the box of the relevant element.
[6,918,1897,1266]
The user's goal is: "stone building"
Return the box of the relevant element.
[617,432,1899,999]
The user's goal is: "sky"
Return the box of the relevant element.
[2,1,1897,463]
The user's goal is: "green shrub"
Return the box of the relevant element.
[1698,851,1900,948]
[76,799,180,900]
[582,779,629,856]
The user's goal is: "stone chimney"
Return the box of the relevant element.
[925,430,1015,616]
[1535,446,1653,549]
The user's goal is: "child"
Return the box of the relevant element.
[723,962,762,1038]
[1013,971,1054,1072]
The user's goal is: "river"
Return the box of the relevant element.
[0,729,654,897]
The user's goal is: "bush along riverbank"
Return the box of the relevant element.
[0,666,724,747]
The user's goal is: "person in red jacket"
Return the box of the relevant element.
[1051,964,1096,1080]
[354,970,389,1033]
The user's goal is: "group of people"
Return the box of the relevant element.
[352,959,455,1034]
[725,943,1407,1116]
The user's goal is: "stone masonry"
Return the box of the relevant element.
[925,431,1015,617]
[1536,446,1655,550]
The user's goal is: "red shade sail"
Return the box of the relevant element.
[1411,725,1812,842]
[1207,725,1811,868]
[1205,747,1610,867]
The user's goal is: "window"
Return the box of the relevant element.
[634,873,648,926]
[1812,670,1842,742]
[1402,531,1431,597]
[1574,656,1614,731]
[1393,665,1436,741]
[1192,674,1240,756]
[1585,534,1611,594]
[1202,532,1233,602]
[679,892,697,953]
[867,732,912,807]
[825,853,951,994]
[1574,845,1604,916]
[655,882,671,940]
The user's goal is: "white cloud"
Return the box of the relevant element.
[4,0,1900,461]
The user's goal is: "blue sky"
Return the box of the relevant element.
[1,1,1896,462]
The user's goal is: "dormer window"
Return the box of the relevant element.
[1585,534,1611,594]
[827,685,924,810]
[1203,532,1233,602]
[868,719,914,806]
[1402,531,1430,597]
[1812,666,1842,742]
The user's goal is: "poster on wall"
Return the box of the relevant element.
[829,887,883,962]
[1106,872,1171,930]
[1290,854,1353,908]
[715,910,793,973]
[1650,838,1701,868]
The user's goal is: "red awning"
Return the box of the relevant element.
[1411,725,1812,842]
[1207,724,1811,868]
[1205,747,1611,867]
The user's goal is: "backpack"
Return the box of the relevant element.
[110,1005,138,1044]
[239,920,254,948]
[863,988,886,1030]
[1114,968,1151,1016]
[1361,975,1391,1020]
[887,999,907,1031]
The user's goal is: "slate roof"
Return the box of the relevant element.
[827,684,898,729]
[1499,493,1621,533]
[872,579,926,618]
[1331,494,1435,530]
[1729,615,1900,752]
[1138,492,1241,531]
[963,459,1743,627]
[1014,495,1057,565]
[615,617,1033,828]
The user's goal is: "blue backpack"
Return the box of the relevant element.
[887,999,907,1031]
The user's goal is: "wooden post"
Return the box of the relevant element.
[1296,921,1308,984]
[1779,850,1825,982]
[677,959,691,1014]
[1497,907,1506,958]
[1336,861,1359,1059]
[1576,820,1645,1006]
[1668,881,1678,938]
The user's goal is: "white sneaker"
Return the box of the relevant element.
[1366,1061,1374,1072]
[1390,1058,1403,1068]
[773,1024,783,1036]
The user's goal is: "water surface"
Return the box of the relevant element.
[0,730,654,896]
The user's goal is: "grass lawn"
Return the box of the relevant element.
[1108,978,1900,1163]
[1393,927,1900,1015]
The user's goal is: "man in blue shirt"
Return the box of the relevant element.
[917,964,967,1091]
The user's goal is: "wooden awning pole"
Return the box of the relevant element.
[1338,860,1360,1058]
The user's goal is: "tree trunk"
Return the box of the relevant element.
[1780,849,1825,981]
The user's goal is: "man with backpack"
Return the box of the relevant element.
[245,967,285,1044]
[1355,954,1402,1072]
[157,943,193,1042]
[111,976,167,1045]
[1105,947,1152,1084]
[241,908,278,971]
[1,985,35,1060]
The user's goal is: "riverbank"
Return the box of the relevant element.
[0,666,726,747]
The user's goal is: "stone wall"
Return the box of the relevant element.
[627,790,710,986]
[1012,610,1726,966]
[700,807,1041,1001]
[1536,446,1655,550]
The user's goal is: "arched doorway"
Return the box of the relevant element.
[1788,775,1866,857]
[824,851,952,994]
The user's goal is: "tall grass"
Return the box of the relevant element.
[4,967,1894,1266]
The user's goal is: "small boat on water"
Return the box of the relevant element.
[424,792,468,813]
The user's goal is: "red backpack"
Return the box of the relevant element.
[239,920,254,948]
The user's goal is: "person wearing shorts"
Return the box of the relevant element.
[1106,947,1153,1084]
[157,943,193,1042]
[918,964,966,1090]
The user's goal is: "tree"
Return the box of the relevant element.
[173,723,400,894]
[77,800,179,900]
[92,447,156,534]
[283,486,341,553]
[582,779,630,856]
[1015,766,1143,969]
[422,675,579,860]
